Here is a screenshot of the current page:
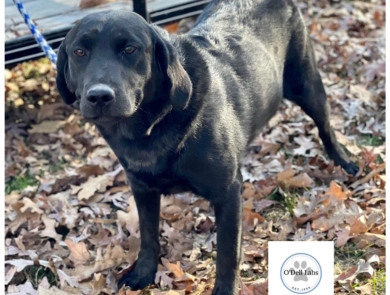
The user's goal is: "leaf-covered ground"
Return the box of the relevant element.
[4,0,386,294]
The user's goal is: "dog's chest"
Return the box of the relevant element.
[128,170,192,195]
[102,132,170,175]
[117,148,162,173]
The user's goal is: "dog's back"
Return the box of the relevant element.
[191,0,301,60]
[177,0,305,146]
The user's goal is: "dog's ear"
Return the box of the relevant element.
[154,30,192,110]
[56,41,77,105]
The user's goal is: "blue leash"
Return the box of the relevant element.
[13,0,58,67]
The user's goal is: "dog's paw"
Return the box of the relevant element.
[211,283,238,295]
[118,265,156,291]
[342,162,359,176]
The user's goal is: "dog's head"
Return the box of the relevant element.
[56,11,192,125]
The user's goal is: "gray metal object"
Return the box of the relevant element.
[5,0,211,67]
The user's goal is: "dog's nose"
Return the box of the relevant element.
[86,84,115,105]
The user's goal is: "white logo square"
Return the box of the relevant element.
[269,241,334,294]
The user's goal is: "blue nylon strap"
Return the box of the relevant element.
[13,0,58,67]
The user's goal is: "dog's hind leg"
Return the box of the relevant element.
[282,22,358,175]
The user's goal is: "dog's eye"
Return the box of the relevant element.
[124,46,136,54]
[74,49,85,57]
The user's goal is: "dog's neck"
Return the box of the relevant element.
[145,104,173,136]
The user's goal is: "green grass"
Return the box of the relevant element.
[283,193,298,216]
[334,243,386,294]
[267,188,298,217]
[5,175,38,194]
[358,135,385,147]
[48,158,67,173]
[369,269,386,295]
[334,242,366,274]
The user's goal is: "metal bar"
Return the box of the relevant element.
[150,0,210,18]
[133,0,149,22]
[5,0,211,67]
[6,36,64,54]
[153,10,203,25]
[6,48,59,65]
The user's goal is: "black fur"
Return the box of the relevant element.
[56,1,358,294]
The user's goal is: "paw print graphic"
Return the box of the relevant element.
[290,261,313,282]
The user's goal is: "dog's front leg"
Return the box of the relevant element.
[118,185,161,290]
[212,180,242,295]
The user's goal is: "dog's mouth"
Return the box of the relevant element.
[83,114,124,124]
[83,114,100,120]
[82,110,134,126]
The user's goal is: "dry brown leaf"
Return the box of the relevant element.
[352,233,386,249]
[242,182,257,199]
[155,270,174,289]
[336,255,379,290]
[254,199,276,212]
[163,22,180,34]
[73,174,114,201]
[311,213,344,232]
[65,239,92,266]
[36,103,67,123]
[79,0,115,9]
[5,265,17,285]
[20,197,43,214]
[40,215,62,241]
[89,273,109,294]
[252,279,268,295]
[23,78,39,91]
[243,197,254,210]
[239,279,254,295]
[277,170,314,189]
[28,120,66,134]
[63,122,83,136]
[94,238,140,272]
[57,268,80,288]
[242,208,265,231]
[295,208,327,225]
[38,285,76,295]
[117,196,139,230]
[77,165,105,178]
[348,215,369,235]
[323,181,347,205]
[116,287,141,295]
[335,230,353,247]
[161,258,185,278]
[276,169,295,184]
[9,201,41,233]
[7,281,38,295]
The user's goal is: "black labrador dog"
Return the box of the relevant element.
[56,0,357,293]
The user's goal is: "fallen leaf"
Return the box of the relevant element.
[335,230,353,247]
[40,215,62,241]
[277,170,314,189]
[79,0,115,9]
[7,281,38,295]
[65,239,92,266]
[323,181,347,205]
[242,208,265,231]
[28,120,66,134]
